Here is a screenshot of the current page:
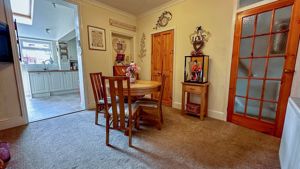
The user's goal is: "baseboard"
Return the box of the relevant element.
[172,101,226,121]
[0,116,27,131]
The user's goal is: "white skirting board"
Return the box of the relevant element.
[172,102,226,121]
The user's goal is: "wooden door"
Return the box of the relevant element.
[227,0,300,137]
[151,30,174,106]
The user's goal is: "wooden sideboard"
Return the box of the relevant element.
[181,82,209,120]
[113,65,128,76]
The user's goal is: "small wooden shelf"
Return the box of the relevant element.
[181,82,209,120]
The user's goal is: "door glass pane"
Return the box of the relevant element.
[251,58,266,77]
[247,99,261,118]
[254,35,269,56]
[248,80,263,99]
[240,38,253,57]
[238,59,250,77]
[235,97,246,114]
[273,6,292,32]
[264,80,280,101]
[256,11,272,35]
[236,79,248,96]
[262,102,277,122]
[242,15,255,37]
[270,33,288,55]
[267,57,285,78]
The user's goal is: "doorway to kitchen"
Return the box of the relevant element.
[11,0,85,122]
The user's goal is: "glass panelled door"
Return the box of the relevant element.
[228,0,299,137]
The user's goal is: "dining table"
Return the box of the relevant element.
[114,80,162,96]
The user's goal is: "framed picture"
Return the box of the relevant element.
[87,26,106,51]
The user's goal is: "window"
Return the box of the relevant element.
[20,39,53,64]
[10,0,34,25]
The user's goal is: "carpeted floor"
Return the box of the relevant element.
[0,107,280,169]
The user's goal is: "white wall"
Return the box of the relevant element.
[291,41,300,98]
[136,0,235,120]
[68,0,137,109]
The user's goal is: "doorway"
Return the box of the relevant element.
[11,0,85,122]
[151,29,174,106]
[227,0,300,137]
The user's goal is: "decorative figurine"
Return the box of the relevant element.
[190,26,210,55]
[184,55,209,84]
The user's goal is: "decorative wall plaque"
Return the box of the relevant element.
[109,19,137,32]
[153,11,172,30]
[138,33,146,62]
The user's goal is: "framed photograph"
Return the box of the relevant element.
[87,26,106,51]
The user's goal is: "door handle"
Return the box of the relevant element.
[284,69,295,73]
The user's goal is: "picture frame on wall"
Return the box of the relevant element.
[87,25,106,51]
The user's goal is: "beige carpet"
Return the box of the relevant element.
[0,107,280,169]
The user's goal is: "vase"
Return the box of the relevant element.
[130,77,136,83]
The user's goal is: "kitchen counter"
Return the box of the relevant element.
[28,70,78,73]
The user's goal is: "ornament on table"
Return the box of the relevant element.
[126,62,140,83]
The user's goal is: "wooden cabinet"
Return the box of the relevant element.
[29,71,79,97]
[113,65,128,76]
[29,72,50,95]
[181,82,209,120]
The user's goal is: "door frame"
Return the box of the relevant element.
[227,0,300,137]
[0,0,29,130]
[8,0,88,127]
[150,27,176,107]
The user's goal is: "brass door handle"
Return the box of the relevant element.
[284,69,295,73]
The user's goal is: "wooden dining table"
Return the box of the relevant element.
[112,80,162,96]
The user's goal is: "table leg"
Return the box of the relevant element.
[205,87,209,117]
[200,93,205,120]
[181,88,185,115]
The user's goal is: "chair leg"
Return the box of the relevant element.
[129,120,133,147]
[160,106,164,124]
[106,115,110,146]
[95,106,99,125]
[135,108,140,130]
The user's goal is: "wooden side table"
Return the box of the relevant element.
[181,82,209,120]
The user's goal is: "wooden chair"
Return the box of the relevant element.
[90,72,108,125]
[136,74,166,130]
[101,76,140,147]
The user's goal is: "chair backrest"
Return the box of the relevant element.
[101,76,132,130]
[90,72,104,105]
[158,74,167,107]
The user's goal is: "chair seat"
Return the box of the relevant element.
[136,99,158,108]
[108,103,140,117]
[99,97,119,105]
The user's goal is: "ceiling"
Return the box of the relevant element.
[94,0,173,15]
[17,0,75,40]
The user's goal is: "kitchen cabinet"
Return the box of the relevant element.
[49,72,64,92]
[29,72,50,95]
[28,71,79,98]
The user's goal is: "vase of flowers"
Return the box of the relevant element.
[126,62,140,83]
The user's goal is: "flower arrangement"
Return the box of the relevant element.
[126,62,140,82]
